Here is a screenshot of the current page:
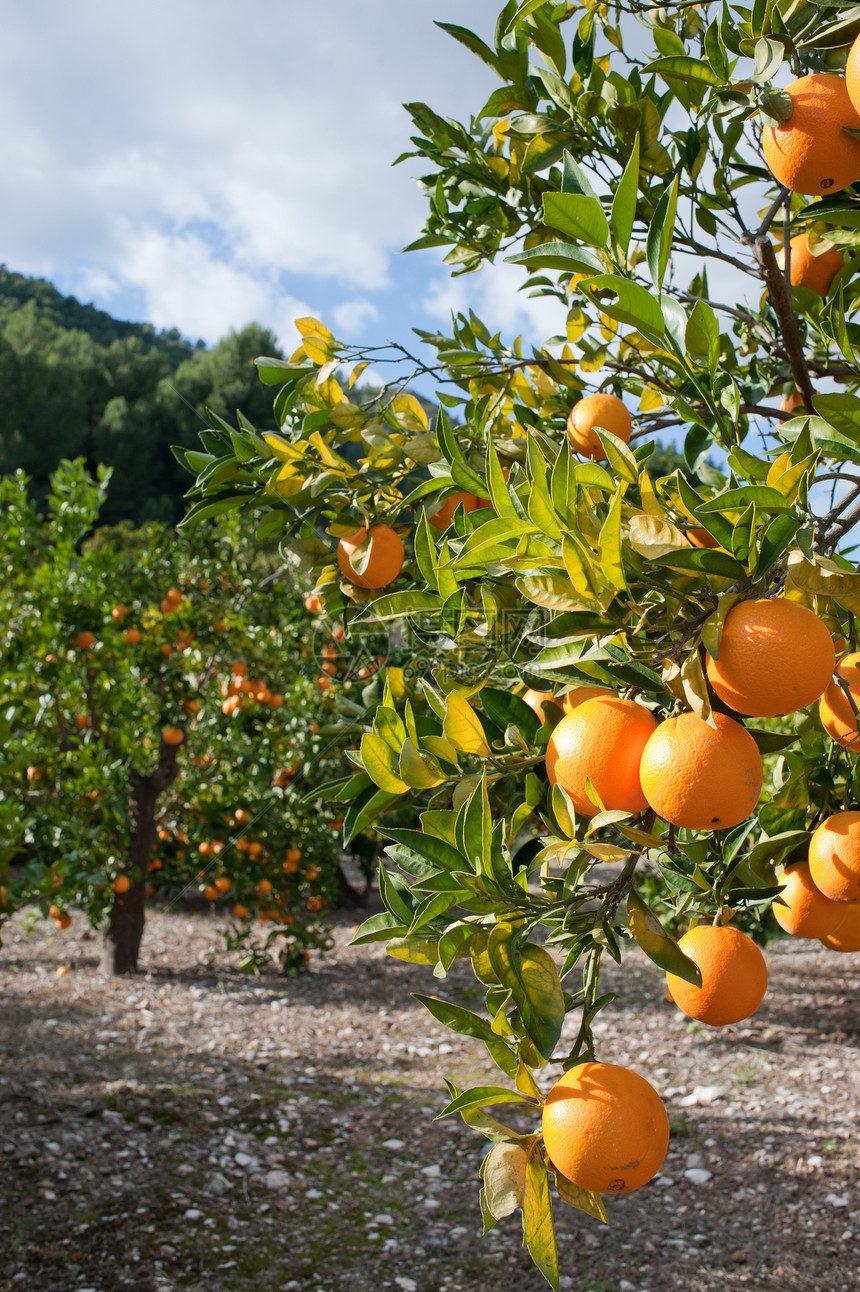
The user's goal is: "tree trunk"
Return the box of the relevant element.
[101,743,179,975]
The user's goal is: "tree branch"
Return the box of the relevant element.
[745,233,816,413]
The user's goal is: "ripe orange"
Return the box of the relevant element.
[773,862,844,938]
[214,876,231,893]
[566,393,632,460]
[27,765,44,781]
[161,644,173,656]
[428,491,478,529]
[234,808,249,824]
[542,1062,669,1195]
[76,630,96,649]
[762,73,860,196]
[123,627,141,645]
[545,696,658,818]
[844,32,860,116]
[232,904,249,919]
[203,884,219,901]
[283,859,299,874]
[559,685,615,713]
[269,693,284,708]
[520,688,561,721]
[666,924,767,1026]
[162,726,184,746]
[286,847,301,863]
[776,234,844,296]
[257,879,273,895]
[705,598,834,718]
[820,903,860,952]
[337,525,405,589]
[819,652,860,748]
[198,841,212,857]
[222,695,242,715]
[75,713,91,731]
[111,605,128,620]
[55,913,72,930]
[639,711,762,831]
[165,588,182,605]
[687,527,720,549]
[113,875,131,894]
[808,812,860,902]
[307,895,324,912]
[780,389,805,415]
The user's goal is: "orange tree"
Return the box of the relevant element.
[178,2,860,1283]
[0,458,345,974]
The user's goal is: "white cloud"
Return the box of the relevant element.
[423,259,566,349]
[332,300,380,337]
[0,0,501,345]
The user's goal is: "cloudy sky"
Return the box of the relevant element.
[0,0,566,379]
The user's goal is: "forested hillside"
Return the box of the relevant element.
[0,267,283,524]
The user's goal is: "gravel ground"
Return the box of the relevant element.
[1,907,859,1292]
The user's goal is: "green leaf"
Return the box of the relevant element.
[645,55,720,85]
[480,687,541,741]
[542,192,609,249]
[596,430,639,486]
[610,134,640,257]
[505,242,604,274]
[386,936,440,965]
[628,889,702,987]
[646,174,680,290]
[696,486,794,515]
[343,786,405,844]
[434,21,503,75]
[685,299,720,374]
[350,911,408,945]
[360,733,409,794]
[383,828,466,872]
[522,1153,559,1292]
[354,590,444,623]
[550,1168,609,1223]
[444,691,491,755]
[579,275,665,342]
[438,1085,536,1118]
[488,924,565,1060]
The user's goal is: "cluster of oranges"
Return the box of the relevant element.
[545,597,835,830]
[220,661,285,715]
[774,814,860,953]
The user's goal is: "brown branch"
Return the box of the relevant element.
[745,233,816,413]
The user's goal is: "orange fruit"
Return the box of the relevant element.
[762,73,860,196]
[307,895,324,912]
[321,662,336,677]
[27,765,44,781]
[687,527,720,549]
[76,631,96,649]
[55,913,72,930]
[844,31,860,116]
[337,525,404,589]
[113,875,131,894]
[428,491,478,529]
[165,588,182,605]
[666,924,767,1026]
[566,393,632,460]
[269,693,284,708]
[283,859,299,874]
[773,862,844,938]
[161,726,184,746]
[304,594,323,613]
[819,652,860,748]
[331,623,345,641]
[542,1062,669,1195]
[215,876,231,893]
[198,842,212,857]
[776,234,844,297]
[808,812,860,903]
[123,627,141,645]
[234,808,249,824]
[321,646,338,661]
[545,696,658,818]
[203,885,219,901]
[639,711,762,831]
[75,713,91,730]
[160,644,173,656]
[286,847,301,863]
[257,879,273,895]
[705,598,835,718]
[232,904,249,919]
[820,903,860,952]
[111,605,128,620]
[780,389,805,415]
[519,688,562,721]
[559,685,615,713]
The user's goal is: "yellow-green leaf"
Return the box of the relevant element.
[360,732,409,794]
[443,691,491,755]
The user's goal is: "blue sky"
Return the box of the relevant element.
[0,0,569,397]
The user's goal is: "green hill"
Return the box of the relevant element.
[0,267,284,525]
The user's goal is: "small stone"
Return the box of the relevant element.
[620,1282,636,1292]
[382,1138,404,1150]
[685,1152,706,1169]
[656,1176,675,1187]
[305,1188,323,1199]
[826,1193,849,1207]
[841,1228,854,1240]
[234,1152,253,1168]
[684,1168,712,1185]
[371,1213,394,1225]
[438,1043,453,1054]
[264,1171,290,1191]
[394,1280,417,1292]
[679,1086,723,1107]
[422,1165,441,1178]
[207,1173,232,1195]
[423,1198,441,1209]
[807,1155,825,1168]
[185,1208,203,1219]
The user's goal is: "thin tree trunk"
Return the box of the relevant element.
[101,742,179,975]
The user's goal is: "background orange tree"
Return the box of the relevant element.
[0,459,353,974]
[170,0,860,1283]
